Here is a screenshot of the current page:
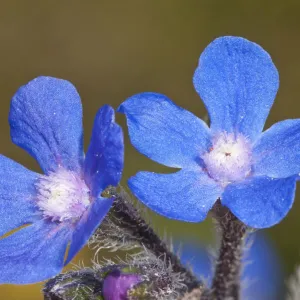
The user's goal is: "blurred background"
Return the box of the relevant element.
[0,1,300,299]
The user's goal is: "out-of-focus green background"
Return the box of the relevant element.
[0,1,300,299]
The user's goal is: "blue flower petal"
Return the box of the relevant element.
[128,169,222,222]
[0,220,70,284]
[9,76,83,174]
[0,155,41,236]
[65,197,113,265]
[253,119,300,178]
[242,233,284,300]
[193,36,279,141]
[118,93,211,168]
[175,241,212,284]
[222,176,296,228]
[84,105,124,197]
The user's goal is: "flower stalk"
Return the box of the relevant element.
[106,186,202,293]
[206,203,247,300]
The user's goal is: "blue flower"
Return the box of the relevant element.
[0,76,124,284]
[119,36,299,228]
[178,233,284,300]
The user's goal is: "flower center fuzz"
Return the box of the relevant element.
[36,168,90,222]
[202,132,252,186]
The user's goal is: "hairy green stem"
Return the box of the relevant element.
[206,203,247,300]
[109,186,202,293]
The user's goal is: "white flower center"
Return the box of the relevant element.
[202,132,252,186]
[36,168,91,222]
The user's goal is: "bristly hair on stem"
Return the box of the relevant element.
[44,186,204,299]
[43,249,197,300]
[203,201,248,300]
[99,186,203,294]
[181,288,203,300]
[43,269,102,300]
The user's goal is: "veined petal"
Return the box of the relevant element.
[253,119,300,178]
[193,36,279,141]
[118,93,211,168]
[9,76,83,174]
[128,169,222,222]
[65,197,113,265]
[84,105,124,197]
[222,176,296,228]
[0,155,41,236]
[0,220,70,284]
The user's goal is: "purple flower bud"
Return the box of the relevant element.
[102,268,142,300]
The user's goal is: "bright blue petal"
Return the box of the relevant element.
[84,105,124,197]
[222,176,296,228]
[118,93,211,168]
[0,220,70,284]
[242,233,284,300]
[128,169,222,222]
[253,119,300,178]
[176,241,212,284]
[193,36,279,141]
[0,155,41,236]
[65,197,113,265]
[9,76,83,174]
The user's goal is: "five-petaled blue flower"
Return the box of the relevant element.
[119,36,299,228]
[0,77,124,284]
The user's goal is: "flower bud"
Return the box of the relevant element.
[102,267,142,300]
